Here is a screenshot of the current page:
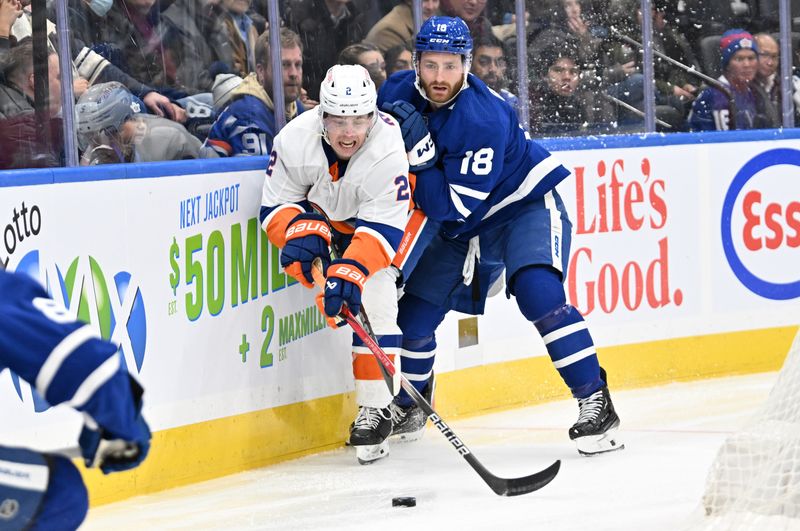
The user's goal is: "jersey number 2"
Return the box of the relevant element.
[265,150,277,176]
[395,175,410,201]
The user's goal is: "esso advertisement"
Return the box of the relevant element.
[556,147,701,325]
[719,147,800,301]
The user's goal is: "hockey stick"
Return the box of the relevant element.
[312,258,561,496]
[56,439,139,468]
[307,203,400,396]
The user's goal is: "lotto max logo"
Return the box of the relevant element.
[11,251,147,411]
[721,148,800,300]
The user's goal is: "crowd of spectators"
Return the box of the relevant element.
[0,0,797,169]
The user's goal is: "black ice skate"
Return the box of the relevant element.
[390,374,434,442]
[350,406,392,465]
[569,370,624,456]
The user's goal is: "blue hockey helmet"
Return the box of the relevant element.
[415,16,473,56]
[413,17,473,105]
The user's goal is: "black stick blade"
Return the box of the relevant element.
[485,459,561,497]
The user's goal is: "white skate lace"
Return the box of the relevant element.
[355,407,390,429]
[389,403,408,424]
[576,390,604,424]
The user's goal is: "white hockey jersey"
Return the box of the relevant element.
[260,109,410,275]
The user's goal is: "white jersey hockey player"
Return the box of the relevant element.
[260,64,410,464]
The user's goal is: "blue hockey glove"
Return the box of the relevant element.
[380,100,437,171]
[280,212,332,288]
[79,376,152,474]
[323,259,369,318]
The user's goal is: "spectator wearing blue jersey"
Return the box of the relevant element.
[204,28,306,157]
[379,16,623,455]
[688,29,779,131]
[0,269,151,530]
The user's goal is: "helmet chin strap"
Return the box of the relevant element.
[320,107,332,145]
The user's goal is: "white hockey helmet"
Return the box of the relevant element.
[319,64,377,117]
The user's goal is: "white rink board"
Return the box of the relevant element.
[433,140,800,370]
[2,138,800,449]
[1,169,351,449]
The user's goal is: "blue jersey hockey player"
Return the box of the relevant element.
[378,16,623,455]
[0,270,151,530]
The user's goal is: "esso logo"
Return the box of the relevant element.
[721,148,800,300]
[741,191,800,251]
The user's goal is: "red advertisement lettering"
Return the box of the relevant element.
[740,190,800,251]
[568,237,681,315]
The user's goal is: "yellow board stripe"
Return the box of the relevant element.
[82,325,798,506]
[436,325,799,418]
[82,392,356,506]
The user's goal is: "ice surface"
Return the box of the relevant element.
[82,373,777,531]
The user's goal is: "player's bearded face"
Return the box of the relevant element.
[418,52,464,104]
[323,114,373,160]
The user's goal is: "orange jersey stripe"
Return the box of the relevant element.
[265,206,303,248]
[329,219,355,235]
[344,231,391,276]
[407,172,417,211]
[208,139,232,155]
[328,162,340,182]
[353,351,395,381]
[392,209,427,269]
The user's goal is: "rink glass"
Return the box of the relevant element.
[1,0,798,171]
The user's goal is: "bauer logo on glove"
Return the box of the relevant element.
[285,219,332,240]
[280,213,332,288]
[323,259,369,317]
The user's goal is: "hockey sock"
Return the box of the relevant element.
[396,293,446,407]
[353,333,401,407]
[513,266,603,398]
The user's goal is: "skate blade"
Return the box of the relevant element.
[355,440,389,465]
[575,426,625,456]
[390,426,426,443]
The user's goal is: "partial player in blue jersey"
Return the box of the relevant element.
[378,16,623,455]
[0,270,151,530]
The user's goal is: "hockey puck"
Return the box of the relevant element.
[392,496,416,507]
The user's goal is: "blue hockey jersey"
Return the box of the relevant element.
[378,71,570,239]
[688,75,777,131]
[0,270,142,442]
[204,73,305,157]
